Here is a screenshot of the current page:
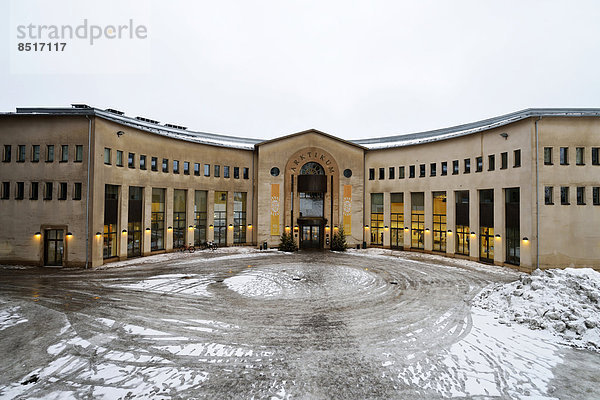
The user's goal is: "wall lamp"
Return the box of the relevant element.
[364,225,369,230]
[294,225,298,231]
[66,232,73,238]
[500,132,509,140]
[95,232,101,238]
[523,237,529,242]
[325,225,330,231]
[188,225,194,230]
[228,224,234,230]
[247,224,253,229]
[167,226,173,231]
[384,225,389,231]
[145,228,151,232]
[116,130,125,137]
[209,224,213,229]
[122,229,127,234]
[495,234,501,239]
[425,228,430,232]
[447,229,452,234]
[404,226,409,231]
[333,225,339,231]
[34,232,42,238]
[470,231,476,237]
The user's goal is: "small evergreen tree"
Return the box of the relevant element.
[330,227,347,251]
[278,231,298,252]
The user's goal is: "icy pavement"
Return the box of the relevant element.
[0,248,599,399]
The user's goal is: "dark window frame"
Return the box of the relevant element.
[576,187,586,205]
[233,166,240,179]
[441,162,447,176]
[46,145,54,162]
[140,155,147,170]
[58,182,68,200]
[17,145,26,162]
[419,164,425,178]
[544,186,554,205]
[409,165,415,178]
[75,145,84,163]
[388,166,395,179]
[513,149,521,168]
[369,168,375,180]
[44,182,53,200]
[379,167,385,180]
[30,182,39,200]
[560,147,569,165]
[73,182,82,200]
[576,147,585,166]
[32,145,40,162]
[488,154,495,171]
[560,186,570,205]
[243,167,249,179]
[173,160,180,174]
[1,182,9,199]
[151,157,158,171]
[544,147,553,165]
[464,158,470,174]
[116,150,124,167]
[500,152,508,169]
[592,148,599,166]
[15,182,24,200]
[184,161,190,175]
[476,157,483,172]
[128,153,135,168]
[162,158,169,173]
[2,145,11,162]
[430,163,436,177]
[399,166,405,179]
[452,160,459,175]
[104,148,111,165]
[60,145,69,163]
[204,164,210,177]
[194,163,200,176]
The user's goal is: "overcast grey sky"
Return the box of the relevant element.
[2,0,600,140]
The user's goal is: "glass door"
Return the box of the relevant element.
[44,229,64,266]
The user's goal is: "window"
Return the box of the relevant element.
[173,160,180,174]
[224,165,230,178]
[184,161,190,175]
[243,167,249,179]
[46,145,54,162]
[194,163,200,176]
[452,160,459,175]
[104,185,120,258]
[2,145,11,162]
[58,182,67,200]
[576,147,584,165]
[128,153,135,168]
[399,166,405,179]
[16,182,24,199]
[369,168,375,180]
[173,189,187,248]
[544,147,553,165]
[194,190,208,245]
[370,193,384,245]
[441,162,447,176]
[30,182,38,200]
[234,192,247,243]
[214,192,228,246]
[75,145,83,162]
[104,148,111,164]
[162,158,168,172]
[592,148,599,165]
[116,150,123,167]
[514,150,521,167]
[409,165,415,178]
[501,152,508,169]
[32,145,40,162]
[419,164,425,177]
[593,187,600,205]
[388,166,395,179]
[476,157,482,172]
[379,167,385,180]
[234,166,239,179]
[430,163,436,177]
[560,147,568,165]
[73,182,82,200]
[151,157,158,171]
[140,155,147,170]
[61,145,69,162]
[545,186,553,205]
[488,154,495,171]
[577,187,585,205]
[1,182,9,199]
[44,182,53,200]
[151,188,165,251]
[411,192,425,249]
[214,165,220,177]
[464,158,471,173]
[560,186,569,205]
[432,192,447,252]
[17,145,25,162]
[204,164,210,177]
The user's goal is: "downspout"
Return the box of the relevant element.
[85,115,92,269]
[534,117,541,270]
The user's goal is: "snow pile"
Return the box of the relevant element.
[474,268,600,352]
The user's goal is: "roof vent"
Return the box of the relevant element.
[71,103,91,109]
[106,108,124,115]
[135,116,160,124]
[164,123,188,130]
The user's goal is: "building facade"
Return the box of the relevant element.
[1,105,599,272]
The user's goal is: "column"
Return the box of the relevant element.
[494,187,504,265]
[207,189,215,242]
[143,186,152,256]
[424,190,433,251]
[469,188,479,260]
[118,185,129,260]
[186,189,195,246]
[383,191,391,248]
[165,187,173,251]
[404,192,411,249]
[446,189,456,255]
[227,190,234,246]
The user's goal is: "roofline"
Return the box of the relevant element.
[255,128,367,150]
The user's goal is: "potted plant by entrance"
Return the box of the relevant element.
[278,232,298,252]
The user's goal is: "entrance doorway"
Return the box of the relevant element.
[44,229,64,266]
[300,224,322,249]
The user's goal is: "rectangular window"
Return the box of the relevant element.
[162,158,168,172]
[500,152,508,169]
[1,182,9,199]
[104,185,120,258]
[593,187,600,205]
[390,193,404,248]
[243,167,249,179]
[476,157,483,172]
[399,166,405,179]
[30,182,39,200]
[116,150,123,167]
[44,182,53,200]
[430,163,436,177]
[151,157,158,171]
[234,166,240,179]
[577,187,585,205]
[592,148,599,165]
[411,192,425,249]
[2,145,11,162]
[140,155,147,170]
[173,160,180,174]
[204,164,210,177]
[194,190,208,246]
[560,186,569,205]
[184,161,190,175]
[75,145,83,162]
[419,164,425,177]
[388,166,395,179]
[544,147,553,165]
[452,160,459,175]
[32,145,40,162]
[16,182,24,200]
[488,154,495,171]
[58,182,67,200]
[61,145,69,162]
[151,188,165,251]
[464,158,471,173]
[514,149,521,167]
[370,193,384,245]
[409,165,415,178]
[545,186,554,205]
[214,165,220,177]
[455,191,470,256]
[73,182,82,200]
[104,148,111,164]
[369,168,375,180]
[560,147,568,165]
[441,162,447,176]
[224,165,230,178]
[46,145,54,162]
[194,163,200,176]
[173,189,187,248]
[234,192,247,243]
[432,192,447,252]
[379,167,385,180]
[17,145,26,162]
[576,147,584,165]
[128,153,135,168]
[214,191,228,246]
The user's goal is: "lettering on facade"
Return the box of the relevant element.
[289,151,335,174]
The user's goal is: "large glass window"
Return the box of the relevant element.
[505,188,520,265]
[432,191,447,252]
[370,193,384,245]
[399,166,405,179]
[452,160,459,175]
[479,189,494,262]
[214,165,220,177]
[411,192,424,249]
[204,164,210,177]
[128,153,135,168]
[103,185,119,258]
[577,187,586,205]
[464,159,471,174]
[455,191,469,256]
[128,187,143,257]
[151,188,165,250]
[369,168,374,180]
[441,162,447,176]
[390,193,403,248]
[299,192,324,217]
[476,157,483,172]
[234,192,247,243]
[194,190,207,246]
[173,189,187,248]
[162,158,168,172]
[214,191,227,246]
[173,160,180,174]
